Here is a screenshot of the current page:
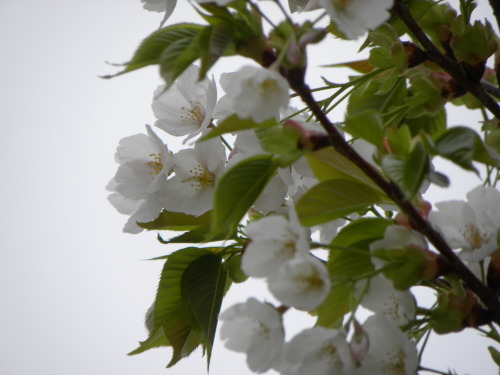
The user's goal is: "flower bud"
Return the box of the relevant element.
[350,321,369,363]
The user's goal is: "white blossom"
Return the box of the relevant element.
[242,213,309,278]
[268,254,331,310]
[152,65,217,143]
[160,136,226,216]
[280,327,354,375]
[140,0,177,26]
[318,0,394,40]
[220,298,284,373]
[357,275,416,327]
[214,66,290,123]
[429,185,500,263]
[355,315,418,375]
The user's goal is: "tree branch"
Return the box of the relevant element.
[285,69,500,324]
[392,0,500,119]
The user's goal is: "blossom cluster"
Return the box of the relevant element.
[107,0,500,374]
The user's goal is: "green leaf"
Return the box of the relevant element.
[305,148,379,189]
[344,109,384,146]
[201,115,276,140]
[138,210,211,231]
[328,218,391,281]
[199,22,235,79]
[181,253,227,367]
[102,24,203,78]
[316,282,355,327]
[435,126,500,173]
[488,346,500,367]
[255,126,303,166]
[381,142,429,199]
[296,179,388,226]
[128,328,169,356]
[159,27,208,86]
[210,155,277,239]
[160,223,233,244]
[150,247,214,365]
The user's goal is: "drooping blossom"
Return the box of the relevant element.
[220,298,285,373]
[152,64,217,142]
[214,65,290,123]
[318,0,394,40]
[280,327,354,375]
[429,185,500,263]
[140,0,177,26]
[160,136,226,216]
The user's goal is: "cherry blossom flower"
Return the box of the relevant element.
[140,0,177,26]
[429,185,500,263]
[220,298,285,373]
[318,0,394,40]
[355,315,418,375]
[107,125,173,233]
[214,66,290,123]
[152,65,217,143]
[160,136,226,216]
[242,212,310,279]
[357,275,416,327]
[268,254,331,310]
[280,327,354,375]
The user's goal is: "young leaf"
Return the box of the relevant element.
[305,148,379,190]
[199,22,235,79]
[210,155,277,239]
[138,210,211,231]
[181,253,227,367]
[296,179,389,226]
[255,126,303,166]
[316,282,355,327]
[149,247,215,365]
[159,27,208,86]
[161,223,234,244]
[344,109,384,145]
[381,142,429,199]
[103,24,203,78]
[435,126,500,173]
[128,328,169,356]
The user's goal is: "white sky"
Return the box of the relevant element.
[0,0,498,374]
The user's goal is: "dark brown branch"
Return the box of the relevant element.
[285,69,500,324]
[392,0,500,119]
[482,79,500,99]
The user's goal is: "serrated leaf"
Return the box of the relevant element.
[128,328,169,356]
[201,115,276,140]
[381,142,429,199]
[181,253,227,367]
[159,27,208,86]
[369,47,393,69]
[103,24,203,78]
[331,217,392,249]
[138,210,211,231]
[210,155,277,239]
[435,126,500,173]
[296,179,388,226]
[316,282,355,327]
[255,126,303,166]
[305,148,379,190]
[149,247,214,365]
[199,22,235,78]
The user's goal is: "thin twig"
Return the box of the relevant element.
[392,0,500,119]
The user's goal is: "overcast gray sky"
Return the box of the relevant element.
[0,1,497,374]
